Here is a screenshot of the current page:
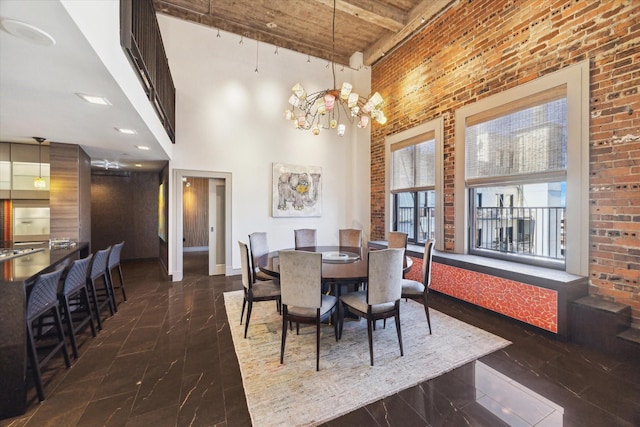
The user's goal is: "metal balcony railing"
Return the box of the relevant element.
[472,206,565,260]
[396,206,435,244]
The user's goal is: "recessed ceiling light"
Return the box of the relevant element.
[76,93,111,105]
[116,127,137,135]
[136,145,150,150]
[1,19,55,46]
[266,22,277,29]
[135,164,142,168]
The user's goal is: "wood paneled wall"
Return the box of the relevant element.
[50,143,91,243]
[183,177,208,248]
[91,172,159,260]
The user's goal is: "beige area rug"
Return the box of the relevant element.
[224,290,511,427]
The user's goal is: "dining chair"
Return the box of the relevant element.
[279,250,338,371]
[401,239,435,334]
[59,253,96,359]
[294,228,317,249]
[339,248,404,366]
[239,241,281,338]
[26,265,70,401]
[106,241,127,308]
[339,228,362,248]
[388,231,408,249]
[248,232,278,282]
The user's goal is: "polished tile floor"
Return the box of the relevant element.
[2,253,639,427]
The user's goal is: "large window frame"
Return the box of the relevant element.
[454,61,590,276]
[385,118,444,250]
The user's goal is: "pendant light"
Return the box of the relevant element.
[33,136,46,189]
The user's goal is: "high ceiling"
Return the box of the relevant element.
[153,0,454,67]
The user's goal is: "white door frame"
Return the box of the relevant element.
[173,169,232,281]
[208,178,226,275]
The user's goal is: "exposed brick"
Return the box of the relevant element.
[371,0,640,327]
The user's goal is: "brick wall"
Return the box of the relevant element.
[370,0,640,326]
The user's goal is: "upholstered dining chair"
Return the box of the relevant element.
[239,241,281,339]
[26,265,69,402]
[388,231,408,249]
[339,248,405,366]
[279,250,338,371]
[294,228,317,249]
[59,253,96,359]
[248,232,278,282]
[401,239,435,334]
[339,228,363,248]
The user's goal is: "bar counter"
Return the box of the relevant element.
[0,242,90,419]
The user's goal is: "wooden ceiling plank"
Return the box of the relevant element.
[312,0,407,32]
[363,0,455,65]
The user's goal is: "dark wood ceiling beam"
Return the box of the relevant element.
[312,0,407,32]
[363,0,456,66]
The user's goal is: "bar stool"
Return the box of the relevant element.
[106,241,127,309]
[59,254,96,359]
[87,247,114,330]
[26,265,69,402]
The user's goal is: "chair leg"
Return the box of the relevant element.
[332,309,338,342]
[240,298,247,324]
[117,265,127,301]
[280,309,288,365]
[244,300,253,339]
[423,293,432,334]
[316,315,321,371]
[26,322,45,402]
[367,318,374,366]
[62,296,79,359]
[83,287,97,338]
[395,312,404,357]
[106,271,118,313]
[53,306,71,368]
[87,280,103,330]
[338,302,345,340]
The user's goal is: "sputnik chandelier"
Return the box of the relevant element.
[283,0,386,136]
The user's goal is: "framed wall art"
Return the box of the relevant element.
[272,163,322,217]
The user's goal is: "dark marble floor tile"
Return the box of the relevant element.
[398,381,463,425]
[125,404,179,427]
[177,372,226,427]
[322,406,380,426]
[93,351,152,400]
[75,392,136,427]
[130,355,184,417]
[221,384,251,427]
[366,394,428,427]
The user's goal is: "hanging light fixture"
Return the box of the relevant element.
[284,0,386,136]
[33,136,46,189]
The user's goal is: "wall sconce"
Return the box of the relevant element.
[33,136,46,189]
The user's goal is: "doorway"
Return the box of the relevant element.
[174,170,232,281]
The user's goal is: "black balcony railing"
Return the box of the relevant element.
[472,206,565,260]
[120,0,176,143]
[396,206,435,244]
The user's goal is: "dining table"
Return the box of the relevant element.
[257,245,412,291]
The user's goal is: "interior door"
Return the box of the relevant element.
[208,179,226,275]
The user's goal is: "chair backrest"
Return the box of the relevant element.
[339,229,362,248]
[422,239,435,288]
[108,241,124,269]
[63,253,93,295]
[388,231,408,249]
[248,232,269,274]
[279,250,322,309]
[27,265,66,320]
[367,248,404,306]
[90,247,111,281]
[294,229,317,249]
[238,241,253,290]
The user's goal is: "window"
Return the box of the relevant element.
[455,61,589,275]
[386,118,444,248]
[467,95,567,268]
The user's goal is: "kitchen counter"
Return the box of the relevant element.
[0,242,90,419]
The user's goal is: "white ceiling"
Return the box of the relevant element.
[0,1,169,172]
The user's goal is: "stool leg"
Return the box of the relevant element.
[53,305,71,368]
[117,265,127,301]
[26,322,45,402]
[62,296,79,359]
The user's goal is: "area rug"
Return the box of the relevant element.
[224,290,510,426]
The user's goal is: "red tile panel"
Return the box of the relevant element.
[431,262,479,304]
[478,274,558,333]
[405,256,423,282]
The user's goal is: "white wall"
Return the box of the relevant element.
[157,14,372,277]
